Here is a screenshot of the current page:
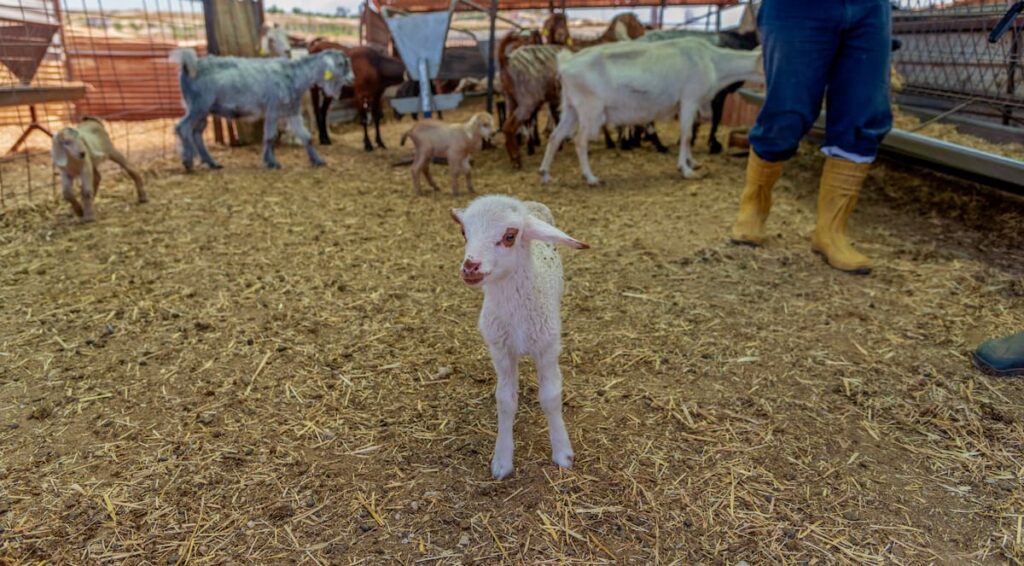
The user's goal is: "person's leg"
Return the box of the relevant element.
[732,0,841,245]
[812,0,893,274]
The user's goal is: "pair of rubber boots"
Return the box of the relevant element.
[731,152,873,275]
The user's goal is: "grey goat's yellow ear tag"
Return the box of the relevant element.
[323,70,334,81]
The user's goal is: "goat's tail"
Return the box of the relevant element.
[169,48,199,79]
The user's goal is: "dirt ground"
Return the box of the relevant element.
[2,102,1023,564]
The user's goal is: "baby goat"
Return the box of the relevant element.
[400,113,495,196]
[451,195,589,479]
[51,118,146,222]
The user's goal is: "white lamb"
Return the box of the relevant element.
[451,195,590,480]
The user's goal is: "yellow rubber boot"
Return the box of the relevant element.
[811,157,873,275]
[731,151,784,246]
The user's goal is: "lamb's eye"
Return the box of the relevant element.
[500,227,519,247]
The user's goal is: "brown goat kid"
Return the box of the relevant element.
[400,113,495,196]
[51,118,146,222]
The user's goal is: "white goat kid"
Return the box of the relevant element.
[452,195,589,480]
[539,37,763,184]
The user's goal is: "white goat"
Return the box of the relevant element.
[539,37,763,184]
[451,195,589,480]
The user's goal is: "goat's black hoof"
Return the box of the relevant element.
[656,146,669,154]
[183,162,194,173]
[320,138,332,146]
[709,142,723,155]
[363,145,374,152]
[377,143,387,150]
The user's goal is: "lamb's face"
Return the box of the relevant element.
[451,196,589,288]
[473,113,496,141]
[451,203,526,287]
[52,129,86,168]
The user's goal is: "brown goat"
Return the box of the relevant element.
[308,39,405,151]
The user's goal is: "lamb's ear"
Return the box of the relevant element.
[450,208,465,227]
[51,134,68,168]
[523,215,589,249]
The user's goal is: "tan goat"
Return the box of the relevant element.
[400,113,495,196]
[51,118,146,222]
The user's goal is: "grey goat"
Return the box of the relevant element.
[170,48,354,170]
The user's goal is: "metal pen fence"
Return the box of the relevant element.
[892,0,1023,127]
[0,0,204,209]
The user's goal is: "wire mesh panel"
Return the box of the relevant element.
[892,0,1023,125]
[0,0,205,209]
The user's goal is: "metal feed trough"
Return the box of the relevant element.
[383,0,463,118]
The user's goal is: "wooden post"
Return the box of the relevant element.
[485,0,497,114]
[202,0,263,145]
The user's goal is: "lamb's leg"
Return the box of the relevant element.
[422,160,441,192]
[410,150,426,195]
[192,118,222,169]
[107,147,147,203]
[462,157,475,193]
[448,151,461,196]
[92,167,102,198]
[678,100,700,178]
[285,114,325,167]
[261,113,281,169]
[60,172,83,217]
[80,164,97,222]
[489,344,519,480]
[536,346,573,470]
[539,106,576,184]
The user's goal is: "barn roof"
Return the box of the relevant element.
[373,0,736,14]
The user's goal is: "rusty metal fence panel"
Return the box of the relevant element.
[892,0,1023,125]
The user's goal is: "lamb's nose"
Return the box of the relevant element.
[462,260,481,273]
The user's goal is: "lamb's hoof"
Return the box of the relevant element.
[539,172,551,184]
[491,457,514,480]
[584,176,601,186]
[552,451,574,470]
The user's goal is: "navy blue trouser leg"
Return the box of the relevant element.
[822,1,893,162]
[749,0,893,163]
